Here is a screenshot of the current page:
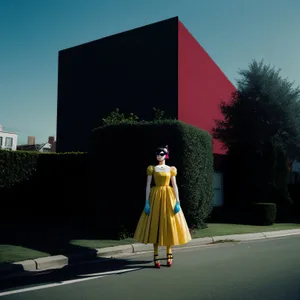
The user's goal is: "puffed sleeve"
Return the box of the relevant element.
[147,165,154,176]
[170,166,177,177]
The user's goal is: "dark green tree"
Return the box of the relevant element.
[213,60,300,215]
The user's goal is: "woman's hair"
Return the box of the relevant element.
[156,145,169,158]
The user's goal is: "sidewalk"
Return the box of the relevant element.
[1,228,300,279]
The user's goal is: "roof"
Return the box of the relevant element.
[16,143,51,151]
[0,131,17,135]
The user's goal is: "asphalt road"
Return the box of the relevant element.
[0,236,300,300]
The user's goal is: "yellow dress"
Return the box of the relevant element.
[133,165,192,246]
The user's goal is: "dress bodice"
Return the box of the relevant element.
[147,165,177,187]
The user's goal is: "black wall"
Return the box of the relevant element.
[57,17,179,153]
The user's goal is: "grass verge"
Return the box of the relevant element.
[1,223,299,263]
[0,245,49,264]
[191,223,300,238]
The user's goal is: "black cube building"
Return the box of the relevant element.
[57,17,179,153]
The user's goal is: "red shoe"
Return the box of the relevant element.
[154,255,161,268]
[167,253,173,267]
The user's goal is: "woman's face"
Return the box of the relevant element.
[156,150,167,162]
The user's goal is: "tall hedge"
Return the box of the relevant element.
[0,150,88,223]
[0,149,38,188]
[89,120,213,238]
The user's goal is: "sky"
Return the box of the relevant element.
[0,0,300,144]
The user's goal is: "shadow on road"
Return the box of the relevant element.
[0,220,146,292]
[0,255,155,292]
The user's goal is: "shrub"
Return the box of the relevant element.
[0,150,88,223]
[89,120,214,238]
[0,149,38,188]
[248,203,277,225]
[102,108,139,125]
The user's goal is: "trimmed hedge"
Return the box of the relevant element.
[89,120,214,238]
[0,149,38,188]
[0,150,88,222]
[249,203,277,225]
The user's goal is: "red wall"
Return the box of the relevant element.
[178,21,236,155]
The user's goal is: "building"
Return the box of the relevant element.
[0,124,18,150]
[56,16,236,206]
[17,136,56,153]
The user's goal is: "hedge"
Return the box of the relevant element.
[249,203,277,225]
[88,120,214,238]
[0,149,39,189]
[0,150,88,223]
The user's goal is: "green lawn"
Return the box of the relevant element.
[1,223,299,264]
[0,245,49,264]
[191,223,300,238]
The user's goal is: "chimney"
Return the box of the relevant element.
[48,136,55,145]
[51,141,56,152]
[0,125,2,131]
[28,136,36,145]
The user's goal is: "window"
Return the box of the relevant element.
[0,137,2,148]
[213,172,224,207]
[5,137,13,148]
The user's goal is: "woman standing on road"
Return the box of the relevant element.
[133,145,192,268]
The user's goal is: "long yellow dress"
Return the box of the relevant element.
[133,165,192,246]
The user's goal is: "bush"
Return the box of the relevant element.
[0,150,88,223]
[0,149,39,188]
[248,203,277,225]
[89,120,214,238]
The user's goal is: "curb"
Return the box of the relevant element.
[1,229,300,279]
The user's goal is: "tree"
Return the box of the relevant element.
[102,107,168,125]
[152,107,165,120]
[213,60,300,212]
[213,60,300,158]
[102,108,139,125]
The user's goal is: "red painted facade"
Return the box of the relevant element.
[57,17,236,154]
[178,20,236,154]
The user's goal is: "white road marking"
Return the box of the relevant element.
[0,268,138,297]
[0,276,104,297]
[79,268,141,277]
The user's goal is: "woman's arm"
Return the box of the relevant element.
[146,175,152,201]
[171,176,180,203]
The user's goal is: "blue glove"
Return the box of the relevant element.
[174,201,181,214]
[144,200,150,215]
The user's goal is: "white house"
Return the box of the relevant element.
[0,124,18,151]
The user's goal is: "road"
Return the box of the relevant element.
[0,236,300,300]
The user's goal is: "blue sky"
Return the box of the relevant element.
[1,0,299,144]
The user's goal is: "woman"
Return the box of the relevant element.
[133,145,192,268]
